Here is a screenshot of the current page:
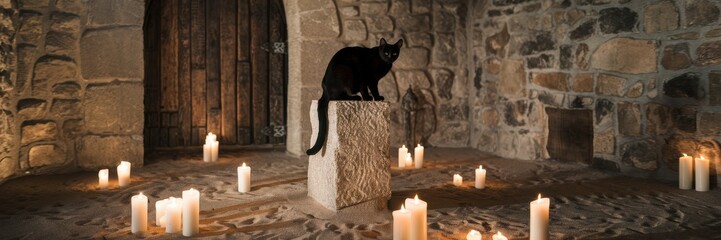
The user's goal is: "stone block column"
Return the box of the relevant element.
[308,100,391,211]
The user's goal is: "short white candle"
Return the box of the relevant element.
[453,174,463,187]
[679,153,693,190]
[404,195,427,240]
[405,153,413,169]
[493,231,508,240]
[530,194,550,240]
[475,165,486,189]
[203,144,211,162]
[238,162,251,193]
[414,144,424,169]
[117,161,131,187]
[392,204,411,240]
[155,199,167,227]
[695,156,709,192]
[131,192,148,234]
[98,169,108,189]
[466,230,481,240]
[398,145,408,169]
[165,197,182,233]
[182,188,200,236]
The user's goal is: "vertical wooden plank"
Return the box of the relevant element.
[250,0,269,144]
[206,0,221,137]
[220,0,237,144]
[268,0,285,144]
[237,62,252,145]
[178,0,192,146]
[160,0,179,111]
[237,0,250,61]
[237,0,252,145]
[190,0,207,132]
[144,0,161,150]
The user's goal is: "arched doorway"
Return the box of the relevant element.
[144,0,287,150]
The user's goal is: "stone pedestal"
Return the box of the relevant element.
[308,101,391,211]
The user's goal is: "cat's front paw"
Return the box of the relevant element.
[374,96,385,101]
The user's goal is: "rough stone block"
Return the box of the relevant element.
[644,1,679,33]
[84,83,143,134]
[80,27,143,80]
[395,47,430,69]
[28,144,66,168]
[591,38,657,74]
[499,59,526,97]
[21,121,57,145]
[87,0,144,26]
[308,101,391,211]
[78,135,143,169]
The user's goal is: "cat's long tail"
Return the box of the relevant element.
[306,92,329,155]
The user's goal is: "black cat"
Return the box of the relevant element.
[306,38,403,155]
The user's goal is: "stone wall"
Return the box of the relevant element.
[471,0,721,181]
[285,0,472,157]
[0,0,144,183]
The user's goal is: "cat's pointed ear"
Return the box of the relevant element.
[396,39,404,48]
[380,38,387,45]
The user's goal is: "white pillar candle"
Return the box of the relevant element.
[211,141,219,162]
[117,161,131,187]
[530,194,550,240]
[238,162,251,193]
[182,188,200,236]
[203,144,211,162]
[165,197,182,233]
[98,169,108,189]
[405,153,413,169]
[695,156,709,192]
[131,192,148,234]
[475,165,486,189]
[404,195,427,240]
[679,153,693,190]
[453,174,463,187]
[392,204,411,240]
[398,145,408,169]
[414,144,424,169]
[155,199,168,227]
[466,230,481,240]
[493,231,508,240]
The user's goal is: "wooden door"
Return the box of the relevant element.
[144,0,287,149]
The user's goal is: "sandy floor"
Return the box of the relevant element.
[0,147,720,239]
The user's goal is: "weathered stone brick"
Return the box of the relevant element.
[685,0,720,27]
[591,38,657,74]
[21,121,57,145]
[596,74,626,96]
[532,72,569,91]
[618,102,641,136]
[599,7,638,34]
[621,139,658,170]
[644,1,679,33]
[498,59,526,97]
[572,73,593,92]
[594,128,615,154]
[661,43,691,70]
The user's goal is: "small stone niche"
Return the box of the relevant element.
[546,108,593,164]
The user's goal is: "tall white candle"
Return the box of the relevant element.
[453,174,463,187]
[165,197,182,233]
[117,161,131,187]
[695,156,709,192]
[414,144,424,169]
[211,141,219,162]
[182,188,200,236]
[404,195,427,240]
[475,165,486,189]
[155,199,168,227]
[238,162,251,193]
[392,204,411,240]
[131,192,148,234]
[405,153,413,169]
[530,194,550,240]
[466,230,481,240]
[679,153,693,190]
[98,169,108,189]
[493,231,508,240]
[398,145,408,169]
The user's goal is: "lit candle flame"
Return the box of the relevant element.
[402,145,405,148]
[683,153,688,157]
[701,156,705,160]
[479,165,483,169]
[537,193,541,200]
[139,192,144,197]
[242,162,247,167]
[400,204,406,211]
[414,194,419,203]
[417,144,421,147]
[496,231,505,237]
